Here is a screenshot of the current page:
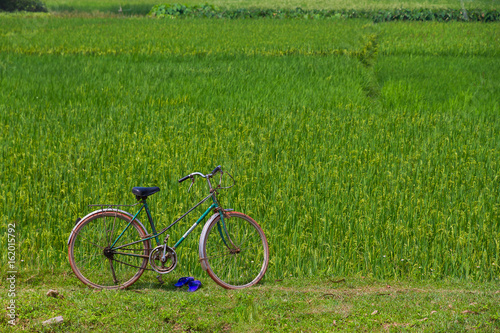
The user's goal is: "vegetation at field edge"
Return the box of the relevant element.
[40,0,500,15]
[148,4,500,22]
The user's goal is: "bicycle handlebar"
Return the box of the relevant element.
[177,166,222,183]
[211,165,222,175]
[178,166,235,191]
[178,175,191,183]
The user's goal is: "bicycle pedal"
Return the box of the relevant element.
[156,275,165,285]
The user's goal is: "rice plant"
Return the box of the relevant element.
[0,16,498,281]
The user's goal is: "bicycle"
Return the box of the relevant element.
[67,166,269,290]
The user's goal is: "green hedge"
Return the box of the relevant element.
[149,4,499,22]
[0,0,47,12]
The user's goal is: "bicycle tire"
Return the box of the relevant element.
[200,212,269,289]
[68,211,150,289]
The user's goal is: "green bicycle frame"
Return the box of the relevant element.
[109,192,231,258]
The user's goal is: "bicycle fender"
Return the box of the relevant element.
[67,209,148,245]
[198,213,220,271]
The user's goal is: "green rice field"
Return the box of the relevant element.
[0,11,499,284]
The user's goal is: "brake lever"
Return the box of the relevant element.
[187,176,195,192]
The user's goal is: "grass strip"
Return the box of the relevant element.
[1,269,499,331]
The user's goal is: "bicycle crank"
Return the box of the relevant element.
[149,245,177,274]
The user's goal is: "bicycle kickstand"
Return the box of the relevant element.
[155,234,171,285]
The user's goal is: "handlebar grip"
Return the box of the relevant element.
[178,175,191,183]
[211,165,222,175]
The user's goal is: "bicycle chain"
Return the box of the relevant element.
[111,256,156,272]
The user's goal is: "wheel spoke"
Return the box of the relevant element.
[109,258,118,284]
[74,252,100,267]
[205,244,255,259]
[77,233,105,250]
[204,251,234,260]
[108,214,117,247]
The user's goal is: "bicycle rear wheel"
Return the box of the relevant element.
[68,211,150,289]
[200,212,269,289]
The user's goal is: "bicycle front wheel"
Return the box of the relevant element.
[68,211,150,289]
[200,212,269,289]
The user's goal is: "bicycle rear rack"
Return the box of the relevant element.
[84,203,142,217]
[88,203,141,209]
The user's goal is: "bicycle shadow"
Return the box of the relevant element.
[125,280,175,291]
[126,278,209,292]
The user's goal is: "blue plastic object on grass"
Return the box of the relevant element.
[174,277,194,287]
[187,280,201,292]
